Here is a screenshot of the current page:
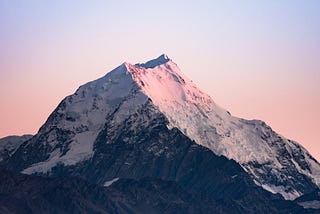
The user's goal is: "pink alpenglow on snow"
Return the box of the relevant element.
[8,54,320,201]
[128,55,320,200]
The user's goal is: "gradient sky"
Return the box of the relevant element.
[0,0,319,161]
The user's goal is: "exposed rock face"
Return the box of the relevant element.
[0,168,241,214]
[0,135,32,162]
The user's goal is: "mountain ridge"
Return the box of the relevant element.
[1,55,320,202]
[124,55,320,199]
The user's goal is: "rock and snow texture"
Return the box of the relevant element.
[298,201,320,209]
[22,64,149,174]
[0,135,32,162]
[126,55,320,200]
[13,54,320,200]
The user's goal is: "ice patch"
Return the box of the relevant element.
[104,178,119,187]
[261,184,301,201]
[298,200,320,209]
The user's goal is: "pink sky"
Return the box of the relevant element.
[0,1,319,161]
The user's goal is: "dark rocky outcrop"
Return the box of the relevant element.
[0,134,32,162]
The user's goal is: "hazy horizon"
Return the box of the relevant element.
[1,1,319,161]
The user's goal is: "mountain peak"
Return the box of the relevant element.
[10,55,320,201]
[135,54,171,69]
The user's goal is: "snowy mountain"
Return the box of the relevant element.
[3,55,320,204]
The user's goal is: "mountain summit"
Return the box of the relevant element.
[3,55,320,203]
[127,55,320,200]
[135,54,171,68]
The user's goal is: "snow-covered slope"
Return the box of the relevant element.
[21,64,149,173]
[11,54,320,200]
[127,54,320,200]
